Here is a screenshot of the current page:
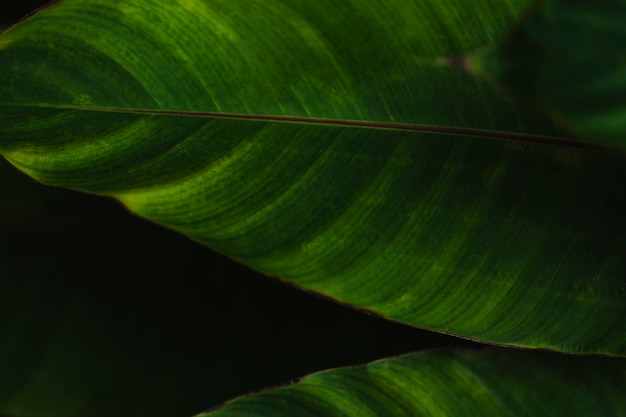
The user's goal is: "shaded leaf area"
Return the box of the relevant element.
[0,159,473,417]
[470,0,626,147]
[202,348,626,417]
[1,0,625,357]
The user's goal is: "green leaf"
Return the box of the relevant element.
[200,348,626,416]
[1,0,625,357]
[468,0,626,147]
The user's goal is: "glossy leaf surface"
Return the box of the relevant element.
[201,348,626,416]
[1,0,625,356]
[469,0,626,147]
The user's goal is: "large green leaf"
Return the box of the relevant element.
[1,0,625,357]
[468,0,626,147]
[201,348,626,416]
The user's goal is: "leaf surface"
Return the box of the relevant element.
[200,348,626,417]
[1,0,625,355]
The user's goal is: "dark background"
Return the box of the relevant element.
[0,2,472,416]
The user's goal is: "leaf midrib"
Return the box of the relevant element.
[3,102,619,154]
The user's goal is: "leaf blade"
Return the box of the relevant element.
[0,0,553,131]
[200,348,626,416]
